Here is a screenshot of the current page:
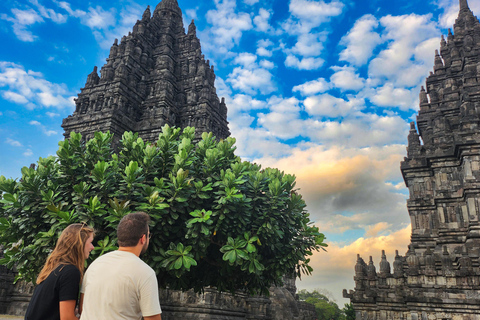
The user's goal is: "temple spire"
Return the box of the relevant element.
[460,0,470,12]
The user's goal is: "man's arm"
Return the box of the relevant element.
[78,293,84,315]
[144,315,161,320]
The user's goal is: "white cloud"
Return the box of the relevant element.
[369,83,418,110]
[29,0,67,23]
[203,0,253,56]
[6,138,22,147]
[339,14,382,66]
[1,8,44,42]
[256,97,305,139]
[256,39,274,57]
[234,53,258,68]
[304,94,362,117]
[285,55,324,70]
[46,112,60,117]
[288,33,326,57]
[0,61,75,110]
[305,113,409,148]
[284,0,344,34]
[368,14,439,87]
[254,8,272,32]
[29,120,58,136]
[82,6,115,29]
[2,91,29,104]
[23,149,34,157]
[227,67,276,95]
[256,47,272,57]
[259,60,274,69]
[293,78,330,96]
[244,0,260,4]
[330,66,365,91]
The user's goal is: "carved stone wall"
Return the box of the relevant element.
[344,1,480,319]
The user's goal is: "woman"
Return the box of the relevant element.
[25,223,95,320]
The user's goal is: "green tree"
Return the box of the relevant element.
[343,303,355,320]
[0,126,327,295]
[298,289,345,320]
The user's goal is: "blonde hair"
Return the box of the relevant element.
[36,223,95,284]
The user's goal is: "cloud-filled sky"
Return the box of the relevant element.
[0,0,477,304]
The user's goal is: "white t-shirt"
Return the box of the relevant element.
[80,250,162,320]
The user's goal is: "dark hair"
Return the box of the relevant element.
[117,212,150,247]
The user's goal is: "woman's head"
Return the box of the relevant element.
[37,223,95,284]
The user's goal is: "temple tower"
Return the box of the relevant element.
[62,0,229,145]
[344,1,480,319]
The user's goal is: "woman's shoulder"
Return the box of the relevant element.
[57,264,81,276]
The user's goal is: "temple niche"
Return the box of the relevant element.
[344,1,480,319]
[62,0,229,146]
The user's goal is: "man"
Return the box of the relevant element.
[79,212,162,320]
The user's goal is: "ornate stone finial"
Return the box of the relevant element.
[440,35,447,49]
[142,5,151,21]
[379,250,391,275]
[406,246,420,275]
[355,254,367,277]
[434,50,444,72]
[459,247,473,276]
[460,0,470,12]
[154,0,182,18]
[393,250,403,278]
[367,256,377,280]
[188,19,196,36]
[420,86,429,105]
[407,122,422,157]
[442,246,453,276]
[424,247,436,276]
[85,66,100,87]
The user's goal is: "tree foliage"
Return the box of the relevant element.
[298,289,348,320]
[0,126,327,295]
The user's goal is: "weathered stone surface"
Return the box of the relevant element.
[345,0,480,319]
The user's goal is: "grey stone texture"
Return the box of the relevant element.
[62,0,230,146]
[0,1,316,319]
[344,1,480,319]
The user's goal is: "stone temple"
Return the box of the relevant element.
[0,0,316,319]
[62,0,230,145]
[344,0,480,319]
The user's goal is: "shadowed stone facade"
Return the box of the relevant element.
[62,0,230,145]
[344,1,480,319]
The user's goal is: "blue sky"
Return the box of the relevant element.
[0,0,476,303]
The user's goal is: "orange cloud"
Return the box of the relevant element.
[297,224,412,303]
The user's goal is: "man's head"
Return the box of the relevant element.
[117,212,150,252]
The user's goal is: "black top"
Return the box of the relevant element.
[25,264,80,320]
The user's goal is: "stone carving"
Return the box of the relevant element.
[344,1,480,318]
[62,0,230,147]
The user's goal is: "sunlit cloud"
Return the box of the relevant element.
[298,225,411,302]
